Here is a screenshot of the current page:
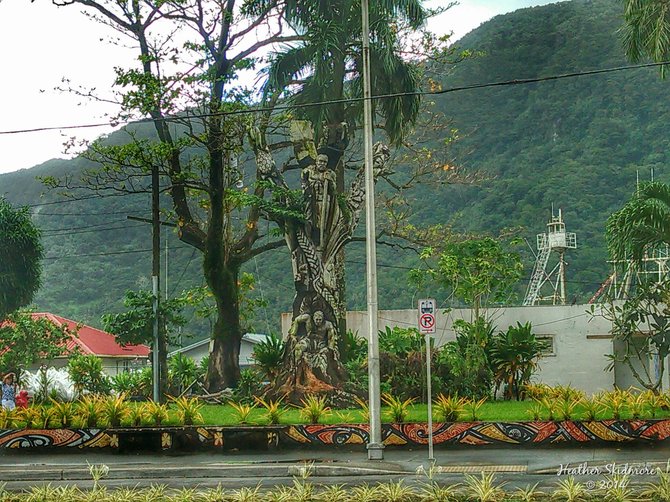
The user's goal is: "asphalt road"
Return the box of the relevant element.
[0,443,669,492]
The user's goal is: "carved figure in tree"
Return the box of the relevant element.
[288,310,339,372]
[302,153,337,248]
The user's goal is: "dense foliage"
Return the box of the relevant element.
[0,198,43,319]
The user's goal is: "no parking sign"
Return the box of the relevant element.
[418,299,436,334]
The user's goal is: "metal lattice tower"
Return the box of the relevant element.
[589,245,670,303]
[524,208,577,306]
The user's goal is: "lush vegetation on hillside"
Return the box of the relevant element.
[0,0,664,337]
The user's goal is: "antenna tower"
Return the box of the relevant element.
[589,245,670,303]
[524,208,577,306]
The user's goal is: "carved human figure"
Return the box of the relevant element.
[302,153,337,247]
[287,310,339,373]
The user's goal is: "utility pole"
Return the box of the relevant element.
[151,164,161,403]
[361,0,384,461]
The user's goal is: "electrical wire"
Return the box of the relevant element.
[169,247,198,297]
[1,61,668,136]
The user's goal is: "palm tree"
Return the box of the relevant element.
[260,0,425,146]
[607,182,670,262]
[622,0,670,76]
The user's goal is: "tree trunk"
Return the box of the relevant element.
[205,263,242,391]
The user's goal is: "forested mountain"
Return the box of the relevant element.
[1,0,666,336]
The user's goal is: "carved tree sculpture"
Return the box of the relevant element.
[251,120,390,403]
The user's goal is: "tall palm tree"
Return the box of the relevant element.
[622,0,670,76]
[260,0,425,146]
[607,181,670,261]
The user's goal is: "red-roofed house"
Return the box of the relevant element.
[25,313,150,376]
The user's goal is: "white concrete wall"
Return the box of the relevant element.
[282,304,616,395]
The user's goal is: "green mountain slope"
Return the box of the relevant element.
[0,0,664,334]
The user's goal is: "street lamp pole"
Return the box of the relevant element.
[361,0,384,461]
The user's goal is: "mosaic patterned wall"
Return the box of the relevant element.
[0,420,668,450]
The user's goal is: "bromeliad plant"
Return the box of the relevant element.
[144,401,169,427]
[229,402,256,424]
[77,395,103,428]
[462,397,487,421]
[298,395,331,424]
[433,394,466,422]
[101,394,130,427]
[381,393,416,423]
[50,400,77,428]
[254,396,286,425]
[171,396,203,426]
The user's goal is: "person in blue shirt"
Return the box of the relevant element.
[2,373,16,410]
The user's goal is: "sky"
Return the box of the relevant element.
[0,0,560,175]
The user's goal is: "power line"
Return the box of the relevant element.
[43,222,145,236]
[169,247,198,297]
[43,245,190,260]
[1,61,668,136]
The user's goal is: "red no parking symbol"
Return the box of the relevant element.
[419,313,435,333]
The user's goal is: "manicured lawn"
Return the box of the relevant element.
[196,400,670,426]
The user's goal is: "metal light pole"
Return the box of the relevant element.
[151,164,160,403]
[362,0,384,461]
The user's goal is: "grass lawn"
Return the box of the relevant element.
[196,400,670,426]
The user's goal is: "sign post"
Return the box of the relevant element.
[418,299,436,462]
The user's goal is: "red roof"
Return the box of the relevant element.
[29,313,150,358]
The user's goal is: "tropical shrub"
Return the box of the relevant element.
[171,396,203,426]
[599,389,629,420]
[435,319,495,399]
[462,397,487,421]
[233,368,264,404]
[251,333,284,381]
[382,393,416,423]
[229,402,256,424]
[144,401,169,426]
[77,395,103,428]
[101,394,130,427]
[341,330,367,363]
[254,396,285,425]
[433,394,466,422]
[50,400,76,428]
[67,354,111,396]
[489,322,544,400]
[126,404,146,427]
[298,395,331,424]
[111,371,144,397]
[168,353,199,395]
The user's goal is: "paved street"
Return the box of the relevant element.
[0,444,668,491]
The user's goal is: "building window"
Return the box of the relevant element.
[536,335,555,356]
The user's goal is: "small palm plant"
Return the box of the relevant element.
[433,394,466,422]
[538,397,558,421]
[381,393,416,423]
[643,390,664,418]
[526,401,544,421]
[462,397,487,421]
[376,480,415,502]
[254,396,285,425]
[229,402,256,424]
[101,394,130,427]
[77,395,103,428]
[513,483,544,502]
[50,400,77,429]
[144,401,169,427]
[299,395,331,424]
[171,396,203,426]
[251,333,285,381]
